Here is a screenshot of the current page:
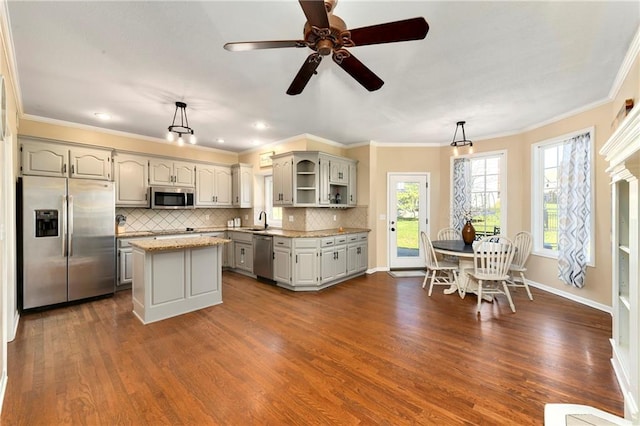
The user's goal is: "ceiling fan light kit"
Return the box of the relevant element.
[223,0,429,95]
[450,120,473,156]
[167,101,196,145]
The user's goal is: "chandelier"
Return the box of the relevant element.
[450,120,473,155]
[167,101,196,145]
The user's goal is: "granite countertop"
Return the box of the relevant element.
[129,236,231,252]
[118,227,370,239]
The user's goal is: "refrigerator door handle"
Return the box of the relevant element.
[62,195,68,257]
[68,195,74,257]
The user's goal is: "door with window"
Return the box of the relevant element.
[388,173,429,269]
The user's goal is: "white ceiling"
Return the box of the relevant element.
[6,1,640,153]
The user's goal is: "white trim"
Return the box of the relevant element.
[527,278,612,314]
[239,133,344,155]
[609,25,640,100]
[0,369,6,415]
[20,114,237,155]
[0,1,23,115]
[9,311,17,343]
[530,127,595,266]
[449,149,508,236]
[367,266,389,274]
[387,172,430,269]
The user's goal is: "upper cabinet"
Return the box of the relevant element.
[273,151,357,208]
[232,163,253,208]
[114,153,149,207]
[272,154,293,206]
[149,159,195,187]
[21,138,112,181]
[195,164,232,207]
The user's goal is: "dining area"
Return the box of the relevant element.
[421,227,533,314]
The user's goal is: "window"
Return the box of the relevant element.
[264,175,282,228]
[532,128,594,264]
[451,151,506,237]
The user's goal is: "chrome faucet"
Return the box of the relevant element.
[258,211,269,229]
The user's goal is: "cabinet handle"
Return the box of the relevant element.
[63,164,67,174]
[71,164,75,175]
[296,255,298,263]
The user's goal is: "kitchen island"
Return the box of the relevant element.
[129,236,229,324]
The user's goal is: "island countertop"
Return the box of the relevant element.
[129,236,230,252]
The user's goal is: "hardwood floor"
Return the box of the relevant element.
[1,272,622,425]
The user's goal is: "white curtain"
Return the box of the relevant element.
[557,132,591,288]
[452,158,471,231]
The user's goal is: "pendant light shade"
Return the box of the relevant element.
[167,101,195,145]
[450,120,473,154]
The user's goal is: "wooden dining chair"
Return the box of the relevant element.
[462,235,516,313]
[421,232,459,296]
[507,231,534,300]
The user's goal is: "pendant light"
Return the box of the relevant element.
[167,101,196,145]
[450,120,473,155]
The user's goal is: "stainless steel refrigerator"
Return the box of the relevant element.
[18,175,115,309]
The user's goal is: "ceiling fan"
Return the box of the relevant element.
[223,0,429,95]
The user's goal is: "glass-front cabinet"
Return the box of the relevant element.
[600,105,640,423]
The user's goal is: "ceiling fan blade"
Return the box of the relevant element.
[348,17,429,47]
[287,53,323,95]
[332,50,384,92]
[224,40,307,52]
[298,0,330,29]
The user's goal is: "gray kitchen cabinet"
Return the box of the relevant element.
[272,154,293,206]
[320,236,347,284]
[117,236,154,289]
[232,163,253,208]
[21,138,112,181]
[196,164,232,207]
[234,242,253,274]
[273,237,292,284]
[293,239,319,287]
[347,233,368,275]
[201,232,229,267]
[114,153,149,207]
[329,158,349,185]
[149,159,195,187]
[348,162,357,206]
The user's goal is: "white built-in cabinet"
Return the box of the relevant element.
[292,239,320,287]
[21,138,112,181]
[600,105,640,423]
[272,154,293,206]
[195,165,232,207]
[232,163,253,208]
[348,162,357,206]
[318,153,356,207]
[149,159,195,187]
[114,153,149,207]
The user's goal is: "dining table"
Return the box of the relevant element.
[431,239,476,296]
[432,238,513,303]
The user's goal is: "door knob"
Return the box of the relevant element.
[391,227,396,232]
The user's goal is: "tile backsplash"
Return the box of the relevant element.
[116,206,369,233]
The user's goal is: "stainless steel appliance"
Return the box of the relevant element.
[253,235,273,281]
[18,176,115,309]
[150,186,195,209]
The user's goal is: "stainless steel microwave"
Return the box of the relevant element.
[150,186,195,209]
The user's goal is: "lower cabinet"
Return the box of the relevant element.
[227,231,253,274]
[273,237,292,284]
[117,236,154,290]
[276,233,368,291]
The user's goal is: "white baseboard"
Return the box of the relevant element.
[527,279,612,314]
[0,369,7,416]
[8,311,19,342]
[366,266,389,274]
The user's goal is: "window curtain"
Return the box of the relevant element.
[557,132,591,288]
[452,158,471,231]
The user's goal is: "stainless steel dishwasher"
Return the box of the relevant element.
[253,235,274,281]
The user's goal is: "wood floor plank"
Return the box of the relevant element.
[1,271,623,425]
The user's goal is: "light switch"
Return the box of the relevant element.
[289,215,294,222]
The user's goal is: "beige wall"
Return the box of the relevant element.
[372,146,442,268]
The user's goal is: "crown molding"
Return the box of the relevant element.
[20,113,237,155]
[609,24,640,100]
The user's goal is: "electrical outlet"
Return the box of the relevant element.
[289,215,294,222]
[379,214,386,220]
[333,215,337,221]
[205,214,210,220]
